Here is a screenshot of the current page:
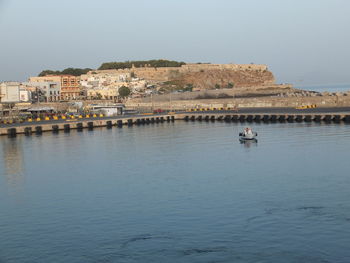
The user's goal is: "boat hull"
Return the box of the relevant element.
[239,136,257,141]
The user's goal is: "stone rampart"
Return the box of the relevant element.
[89,63,270,83]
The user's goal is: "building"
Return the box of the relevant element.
[22,82,61,102]
[86,88,119,100]
[19,88,31,102]
[0,82,20,103]
[29,75,80,100]
[90,104,124,116]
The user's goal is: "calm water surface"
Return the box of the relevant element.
[1,122,350,263]
[296,83,350,93]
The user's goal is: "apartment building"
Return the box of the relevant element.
[1,82,20,103]
[22,82,61,102]
[0,82,31,103]
[29,75,80,100]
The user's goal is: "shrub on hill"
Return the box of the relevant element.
[38,68,92,76]
[98,60,186,70]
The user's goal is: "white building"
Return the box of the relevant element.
[91,104,124,116]
[0,82,21,103]
[80,72,131,89]
[22,82,61,102]
[19,89,31,102]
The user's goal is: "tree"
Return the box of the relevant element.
[227,82,234,89]
[215,84,221,90]
[184,83,193,92]
[118,86,131,98]
[98,59,186,70]
[38,68,92,77]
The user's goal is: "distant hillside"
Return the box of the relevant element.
[38,68,92,77]
[98,59,186,70]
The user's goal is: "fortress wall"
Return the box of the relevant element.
[180,64,268,72]
[86,64,274,84]
[89,64,270,82]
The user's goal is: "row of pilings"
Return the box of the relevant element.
[183,114,350,123]
[3,113,350,137]
[3,115,175,137]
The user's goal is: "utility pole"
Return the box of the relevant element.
[36,87,40,104]
[151,93,154,112]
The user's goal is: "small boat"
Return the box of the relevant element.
[239,127,257,141]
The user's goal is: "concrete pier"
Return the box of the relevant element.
[178,112,350,124]
[1,111,350,136]
[0,115,175,136]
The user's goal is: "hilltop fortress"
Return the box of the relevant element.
[84,63,276,89]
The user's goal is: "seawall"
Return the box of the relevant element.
[126,95,350,110]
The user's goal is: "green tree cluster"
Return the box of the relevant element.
[184,84,193,92]
[118,86,131,98]
[227,82,234,89]
[38,68,92,77]
[98,59,186,70]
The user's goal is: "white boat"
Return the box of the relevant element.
[239,127,258,141]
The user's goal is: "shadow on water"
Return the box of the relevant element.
[239,138,258,148]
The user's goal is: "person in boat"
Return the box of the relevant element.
[244,127,253,136]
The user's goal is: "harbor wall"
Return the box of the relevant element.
[126,95,350,110]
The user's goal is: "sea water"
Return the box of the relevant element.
[296,83,350,93]
[1,122,350,262]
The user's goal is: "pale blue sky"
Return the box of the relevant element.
[0,0,349,85]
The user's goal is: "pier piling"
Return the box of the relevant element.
[87,122,94,130]
[64,124,70,132]
[287,116,294,122]
[278,115,286,122]
[7,128,16,137]
[106,121,113,129]
[35,126,42,134]
[52,125,59,133]
[270,115,277,122]
[77,123,83,130]
[24,127,32,135]
[232,115,238,122]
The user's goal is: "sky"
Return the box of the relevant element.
[0,0,349,85]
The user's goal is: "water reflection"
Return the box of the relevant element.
[0,137,25,187]
[239,138,258,148]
